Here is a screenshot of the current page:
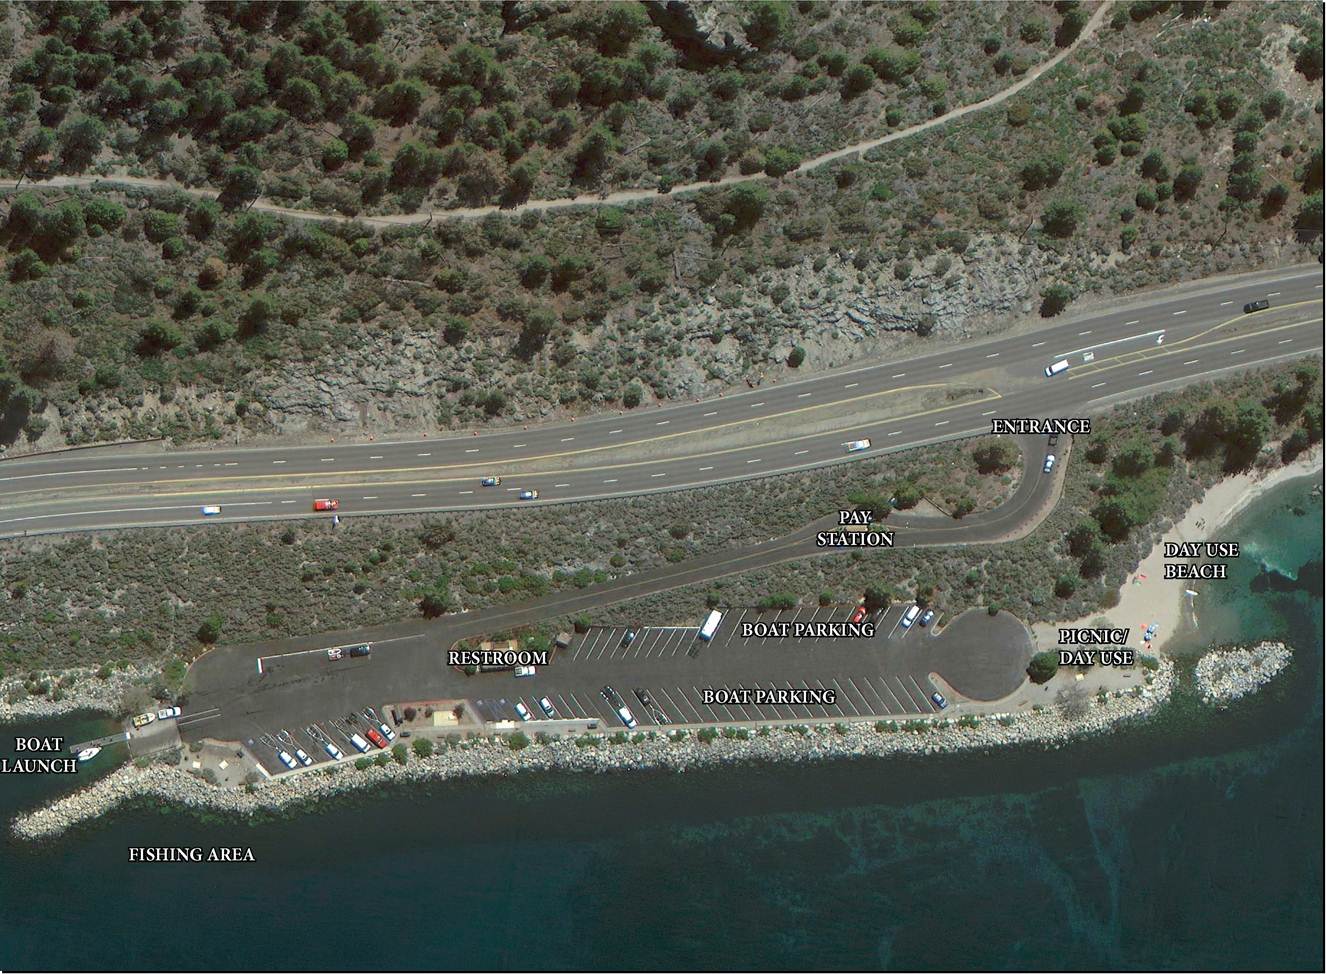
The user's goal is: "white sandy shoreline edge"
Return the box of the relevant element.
[1035,446,1325,655]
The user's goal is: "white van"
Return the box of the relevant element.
[616,705,638,730]
[1044,359,1070,377]
[349,733,370,753]
[901,605,922,629]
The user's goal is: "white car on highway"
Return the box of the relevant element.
[519,489,539,500]
[844,439,872,453]
[200,505,222,516]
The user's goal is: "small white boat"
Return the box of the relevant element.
[76,747,101,763]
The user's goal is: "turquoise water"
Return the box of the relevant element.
[1,476,1321,970]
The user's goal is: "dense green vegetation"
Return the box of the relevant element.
[0,1,1319,449]
[0,0,1067,209]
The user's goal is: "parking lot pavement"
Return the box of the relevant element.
[244,705,403,776]
[469,607,1031,730]
[182,606,1033,750]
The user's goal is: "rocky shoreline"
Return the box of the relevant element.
[11,660,1173,841]
[1194,641,1292,706]
[0,664,157,723]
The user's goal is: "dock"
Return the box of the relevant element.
[68,731,129,754]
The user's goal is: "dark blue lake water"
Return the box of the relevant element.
[1,476,1320,971]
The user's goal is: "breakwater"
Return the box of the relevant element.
[12,660,1173,840]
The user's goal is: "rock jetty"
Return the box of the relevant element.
[1194,641,1292,706]
[12,662,1173,840]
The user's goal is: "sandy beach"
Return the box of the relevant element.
[1034,446,1324,655]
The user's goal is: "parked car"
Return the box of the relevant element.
[1043,454,1056,473]
[601,685,624,709]
[620,629,638,648]
[931,691,948,709]
[514,701,532,721]
[323,742,345,761]
[277,750,298,770]
[1047,433,1060,448]
[200,505,222,516]
[131,712,156,729]
[480,476,501,487]
[845,438,872,453]
[294,748,313,767]
[616,705,638,730]
[900,605,922,629]
[518,489,539,500]
[313,498,339,512]
[156,706,181,720]
[514,665,536,677]
[348,734,370,753]
[919,609,936,627]
[1243,298,1269,313]
[364,727,388,749]
[377,722,396,742]
[538,696,558,719]
[849,605,867,624]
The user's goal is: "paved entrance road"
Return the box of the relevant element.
[0,267,1319,536]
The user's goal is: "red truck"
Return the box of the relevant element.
[364,727,388,749]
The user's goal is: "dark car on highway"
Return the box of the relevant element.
[348,644,371,658]
[1243,299,1269,313]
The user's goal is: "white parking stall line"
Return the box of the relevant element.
[656,687,685,723]
[567,692,592,719]
[730,610,749,641]
[579,630,607,660]
[691,688,724,723]
[847,676,884,716]
[676,689,708,724]
[872,677,906,714]
[894,676,924,711]
[644,630,672,659]
[553,693,578,719]
[909,675,937,711]
[829,680,860,717]
[821,680,852,717]
[861,676,894,715]
[592,630,620,662]
[757,686,787,721]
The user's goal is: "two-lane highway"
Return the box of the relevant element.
[0,265,1320,536]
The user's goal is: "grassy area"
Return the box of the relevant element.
[0,434,1020,675]
[0,2,1318,448]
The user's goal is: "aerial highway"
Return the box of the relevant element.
[0,264,1320,537]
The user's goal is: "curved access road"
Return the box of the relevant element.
[0,264,1319,538]
[23,5,1113,226]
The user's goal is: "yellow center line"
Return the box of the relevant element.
[1067,315,1322,382]
[1,390,1003,505]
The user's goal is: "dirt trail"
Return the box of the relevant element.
[23,3,1111,227]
